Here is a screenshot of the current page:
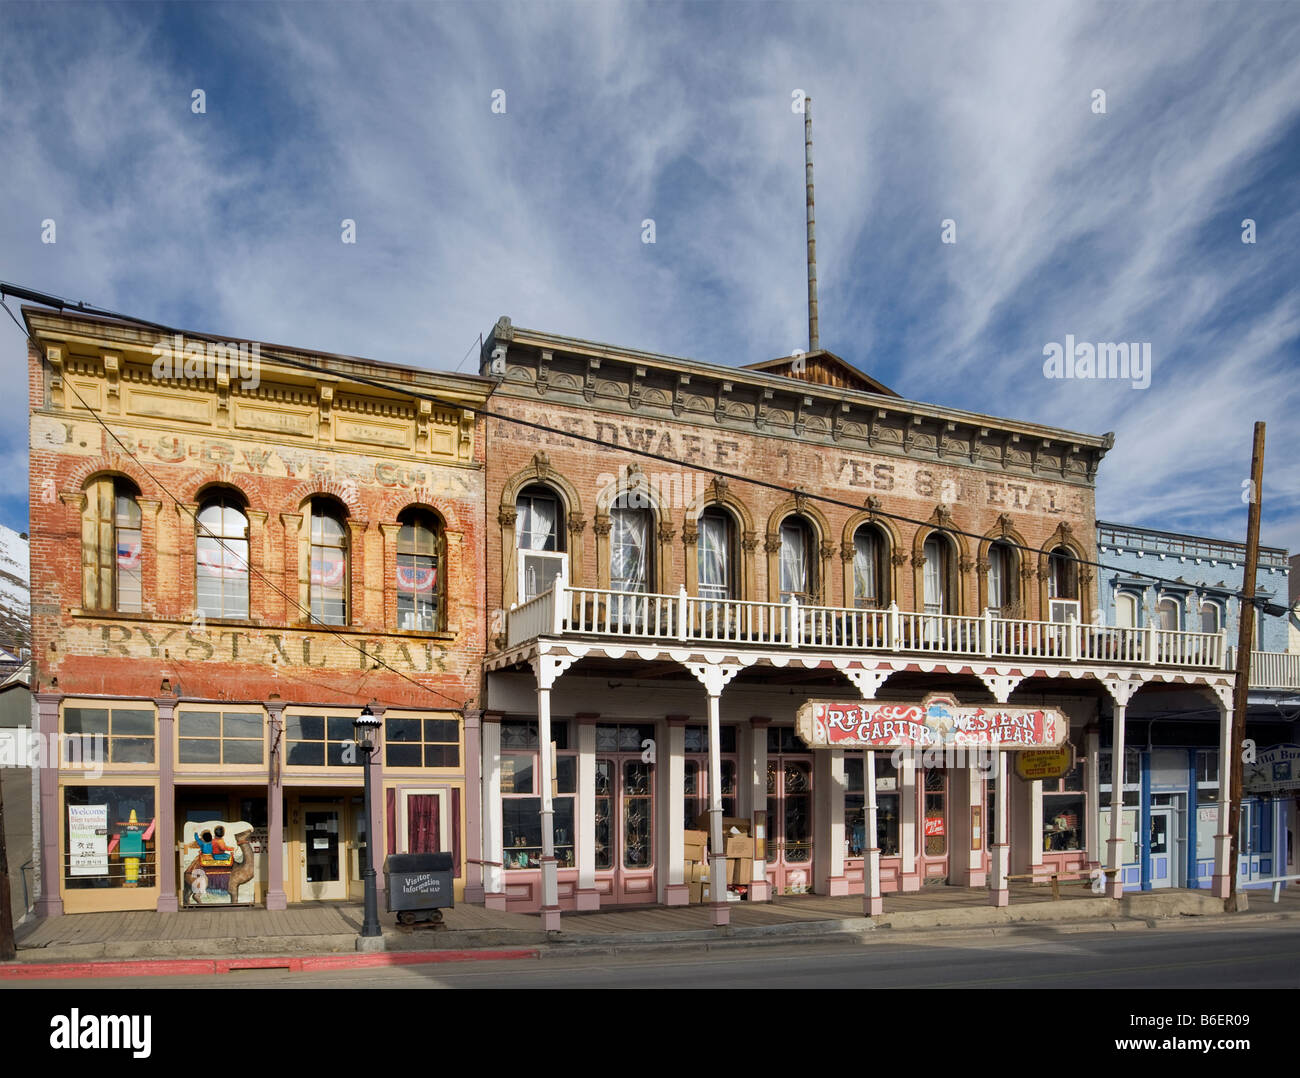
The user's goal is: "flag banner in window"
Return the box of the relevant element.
[397,564,437,592]
[796,693,1067,749]
[197,545,248,577]
[116,536,141,570]
[311,551,346,585]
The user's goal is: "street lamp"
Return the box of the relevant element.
[353,703,383,939]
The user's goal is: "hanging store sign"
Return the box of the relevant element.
[1244,744,1300,794]
[1015,742,1076,781]
[795,694,1066,750]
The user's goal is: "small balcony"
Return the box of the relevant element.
[1236,650,1300,691]
[504,583,1229,671]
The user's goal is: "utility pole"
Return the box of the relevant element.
[1227,421,1265,912]
[0,773,14,960]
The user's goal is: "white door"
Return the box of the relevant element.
[301,803,347,900]
[1148,808,1174,888]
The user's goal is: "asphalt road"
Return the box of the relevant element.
[14,919,1300,990]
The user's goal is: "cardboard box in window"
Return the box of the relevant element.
[683,829,708,864]
[693,814,751,836]
[688,864,709,904]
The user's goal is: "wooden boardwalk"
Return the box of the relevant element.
[15,882,1109,949]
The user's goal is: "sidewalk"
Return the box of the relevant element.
[8,882,1300,977]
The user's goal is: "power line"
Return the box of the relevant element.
[2,281,1280,608]
[1,296,469,713]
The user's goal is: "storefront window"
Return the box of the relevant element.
[924,768,947,856]
[385,714,460,767]
[684,724,737,824]
[1043,756,1086,852]
[502,720,575,869]
[1098,748,1141,787]
[846,756,866,856]
[64,705,155,765]
[178,710,264,765]
[64,785,156,890]
[285,714,355,766]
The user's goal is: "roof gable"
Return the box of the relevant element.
[742,350,898,397]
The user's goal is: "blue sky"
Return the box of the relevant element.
[2,2,1298,553]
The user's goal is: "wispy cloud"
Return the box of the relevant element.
[1,1,1296,553]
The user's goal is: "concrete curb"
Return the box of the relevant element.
[0,949,542,981]
[9,891,1297,977]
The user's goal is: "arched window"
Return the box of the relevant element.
[922,533,954,615]
[853,524,888,609]
[84,476,142,613]
[698,508,736,601]
[987,541,1018,616]
[1116,592,1138,629]
[779,516,816,603]
[397,509,443,631]
[196,492,249,619]
[309,500,349,626]
[516,484,566,602]
[1048,546,1079,600]
[610,493,653,594]
[1156,596,1180,631]
[1199,600,1221,635]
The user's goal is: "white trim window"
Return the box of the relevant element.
[1156,596,1180,631]
[987,541,1016,616]
[1199,599,1221,635]
[1115,591,1139,629]
[610,496,652,593]
[779,519,813,603]
[697,509,733,601]
[196,494,249,620]
[922,534,949,615]
[516,486,566,602]
[853,525,886,609]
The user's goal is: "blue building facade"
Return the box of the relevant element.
[1095,522,1295,892]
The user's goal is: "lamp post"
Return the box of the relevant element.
[353,704,383,939]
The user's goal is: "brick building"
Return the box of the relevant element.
[26,308,491,915]
[474,317,1237,927]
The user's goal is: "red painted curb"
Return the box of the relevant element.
[0,949,540,981]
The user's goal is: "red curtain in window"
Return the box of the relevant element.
[407,795,441,854]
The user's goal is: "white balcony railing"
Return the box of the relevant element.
[503,582,1230,671]
[1229,649,1300,691]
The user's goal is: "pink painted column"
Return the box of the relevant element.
[749,717,771,902]
[155,695,179,912]
[34,693,63,918]
[988,752,1010,907]
[863,749,883,916]
[265,701,287,911]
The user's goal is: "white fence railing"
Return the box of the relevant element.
[1229,649,1300,690]
[504,582,1230,670]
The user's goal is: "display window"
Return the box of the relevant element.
[683,723,737,824]
[64,784,157,890]
[1043,758,1086,852]
[501,720,576,869]
[844,755,900,857]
